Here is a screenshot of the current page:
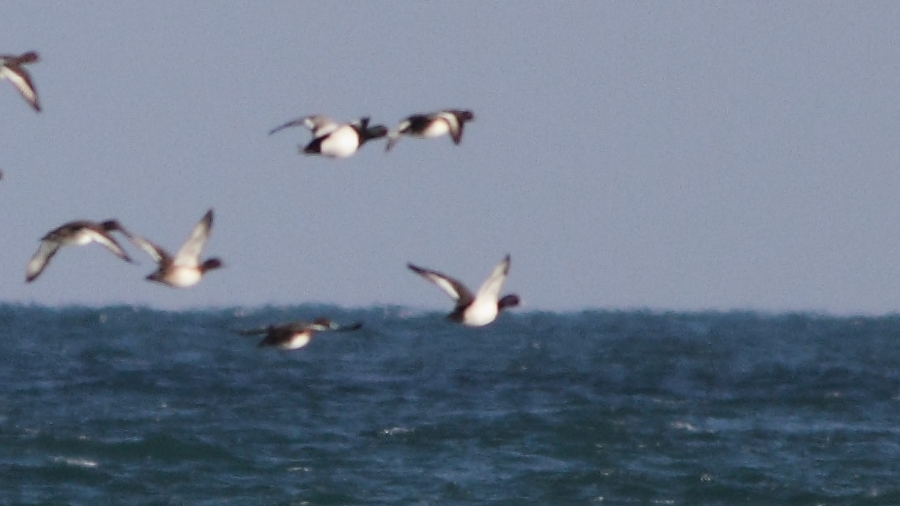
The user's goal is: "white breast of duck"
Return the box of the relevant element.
[458,298,501,327]
[318,125,360,158]
[278,332,312,350]
[420,118,452,139]
[161,266,204,288]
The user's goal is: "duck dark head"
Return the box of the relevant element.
[364,124,388,141]
[352,117,388,143]
[98,220,130,234]
[498,294,520,310]
[201,258,224,272]
[453,109,474,122]
[14,52,39,64]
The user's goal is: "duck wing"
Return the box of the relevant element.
[407,262,474,307]
[25,240,61,282]
[128,235,171,265]
[0,54,39,112]
[83,228,133,263]
[435,111,464,144]
[473,255,511,302]
[332,321,363,332]
[269,115,338,137]
[173,209,213,267]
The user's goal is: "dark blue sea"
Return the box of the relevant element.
[2,305,900,505]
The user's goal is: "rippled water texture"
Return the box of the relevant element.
[1,305,899,504]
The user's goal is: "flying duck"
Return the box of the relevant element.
[269,114,387,158]
[238,318,363,350]
[385,109,474,152]
[0,51,40,112]
[407,254,520,327]
[26,219,135,282]
[129,209,223,288]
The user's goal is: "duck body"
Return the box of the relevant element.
[408,254,519,327]
[130,209,223,288]
[239,318,363,350]
[386,109,474,151]
[271,115,386,158]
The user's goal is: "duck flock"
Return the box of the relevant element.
[2,51,520,350]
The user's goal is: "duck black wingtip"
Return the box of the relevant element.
[337,322,364,332]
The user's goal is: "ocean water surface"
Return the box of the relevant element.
[1,304,900,505]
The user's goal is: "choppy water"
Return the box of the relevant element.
[1,305,900,505]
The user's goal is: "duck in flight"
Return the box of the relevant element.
[129,209,223,288]
[407,254,520,327]
[269,114,387,158]
[238,318,363,350]
[385,109,474,152]
[1,51,40,112]
[26,219,136,282]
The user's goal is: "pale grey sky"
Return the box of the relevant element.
[2,2,899,314]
